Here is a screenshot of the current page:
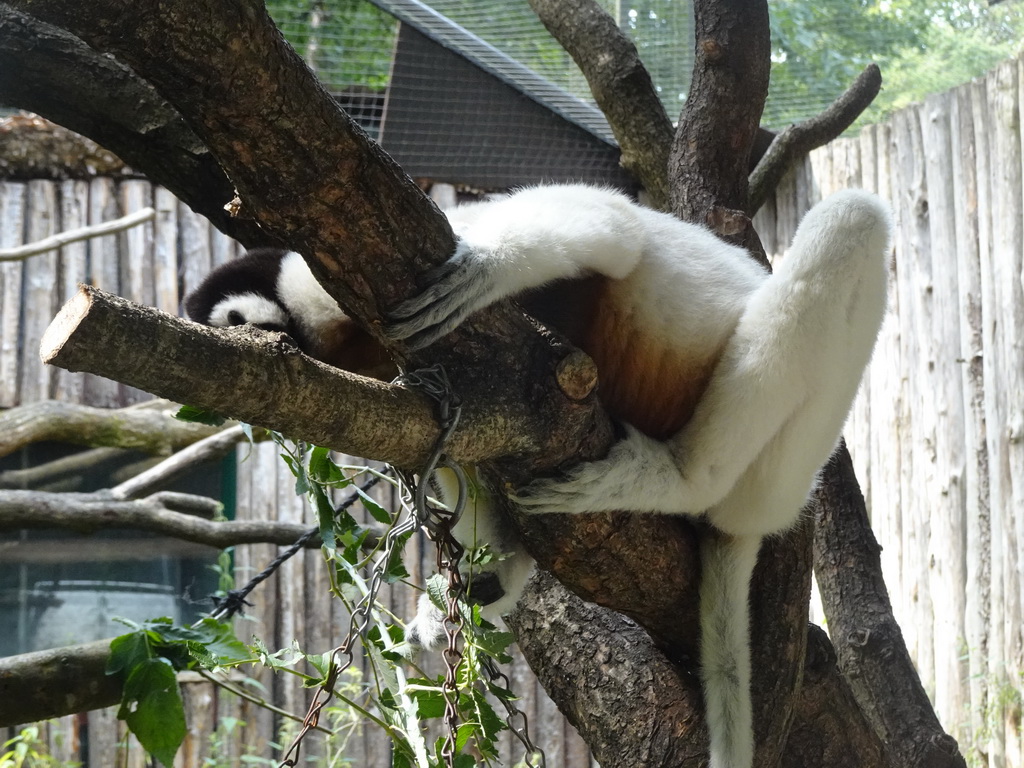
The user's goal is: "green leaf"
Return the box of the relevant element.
[405,681,447,720]
[107,631,152,676]
[174,404,226,426]
[378,529,412,583]
[356,486,393,525]
[119,658,186,767]
[313,484,337,552]
[308,446,347,484]
[469,687,506,747]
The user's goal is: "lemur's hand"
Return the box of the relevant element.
[512,424,689,515]
[384,241,502,349]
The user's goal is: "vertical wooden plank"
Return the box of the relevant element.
[274,450,304,721]
[55,179,89,403]
[953,77,993,754]
[178,200,213,308]
[83,177,124,407]
[19,180,59,404]
[1004,58,1024,768]
[118,180,155,405]
[891,106,934,683]
[236,441,278,759]
[921,89,969,737]
[983,59,1019,768]
[153,187,180,315]
[210,223,239,269]
[176,678,215,767]
[86,707,122,767]
[0,182,26,407]
[869,122,906,656]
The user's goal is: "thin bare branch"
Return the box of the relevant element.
[0,207,155,261]
[748,64,882,214]
[111,424,251,500]
[0,399,222,459]
[0,488,317,547]
[528,0,673,208]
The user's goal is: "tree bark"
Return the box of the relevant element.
[0,488,318,547]
[0,399,222,458]
[814,447,967,768]
[0,640,123,727]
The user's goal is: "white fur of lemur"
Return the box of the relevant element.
[184,185,892,768]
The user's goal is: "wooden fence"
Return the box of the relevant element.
[0,178,592,766]
[5,53,1024,768]
[754,54,1024,768]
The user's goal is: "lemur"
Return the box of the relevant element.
[185,184,892,768]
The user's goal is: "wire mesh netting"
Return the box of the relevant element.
[271,0,1024,187]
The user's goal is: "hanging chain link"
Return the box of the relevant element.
[391,365,468,764]
[279,364,543,768]
[482,656,546,767]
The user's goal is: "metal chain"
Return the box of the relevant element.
[279,365,465,768]
[482,656,546,767]
[280,364,544,768]
[390,365,468,765]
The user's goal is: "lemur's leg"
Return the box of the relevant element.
[384,186,645,349]
[515,190,891,523]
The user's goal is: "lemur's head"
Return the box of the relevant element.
[185,248,293,333]
[184,248,396,379]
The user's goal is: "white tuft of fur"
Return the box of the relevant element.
[275,251,349,339]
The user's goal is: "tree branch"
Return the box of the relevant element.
[813,447,967,768]
[0,488,319,547]
[509,572,706,767]
[0,640,123,727]
[527,0,674,209]
[110,424,251,500]
[39,286,450,468]
[669,0,771,229]
[0,399,222,458]
[748,64,882,214]
[0,6,272,246]
[0,207,155,261]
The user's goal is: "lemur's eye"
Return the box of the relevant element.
[227,310,246,326]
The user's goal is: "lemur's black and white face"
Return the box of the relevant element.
[205,292,291,334]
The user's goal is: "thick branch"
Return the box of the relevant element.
[814,447,966,768]
[0,7,272,246]
[0,399,221,458]
[0,640,122,727]
[528,0,673,209]
[39,286,450,468]
[0,488,319,547]
[669,0,770,229]
[509,572,706,767]
[748,64,882,214]
[782,626,886,768]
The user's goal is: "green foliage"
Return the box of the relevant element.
[107,430,525,766]
[0,726,80,768]
[107,617,257,766]
[174,404,227,426]
[265,0,397,91]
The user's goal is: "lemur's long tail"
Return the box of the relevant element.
[699,532,762,768]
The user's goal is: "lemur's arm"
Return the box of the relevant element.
[385,185,645,349]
